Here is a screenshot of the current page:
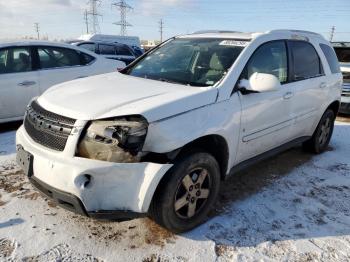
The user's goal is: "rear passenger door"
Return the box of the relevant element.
[0,46,39,121]
[36,46,94,93]
[287,40,327,138]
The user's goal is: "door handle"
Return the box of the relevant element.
[320,82,327,89]
[283,91,294,100]
[76,76,88,79]
[18,81,36,87]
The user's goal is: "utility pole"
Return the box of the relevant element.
[112,0,133,36]
[87,0,102,34]
[84,9,89,34]
[159,19,164,42]
[329,26,335,42]
[34,23,40,40]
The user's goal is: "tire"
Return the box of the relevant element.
[149,151,221,233]
[303,109,335,154]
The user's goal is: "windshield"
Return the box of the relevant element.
[334,47,350,63]
[125,38,247,87]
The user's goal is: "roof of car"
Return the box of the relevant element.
[0,40,76,48]
[182,29,325,41]
[77,40,130,47]
[0,40,99,57]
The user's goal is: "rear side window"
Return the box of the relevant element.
[320,44,341,74]
[38,47,81,69]
[99,44,116,55]
[334,47,350,63]
[244,41,288,83]
[80,52,95,65]
[290,41,323,80]
[0,47,32,74]
[116,46,134,56]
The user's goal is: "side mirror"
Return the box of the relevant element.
[238,72,281,93]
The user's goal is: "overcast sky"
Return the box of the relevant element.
[0,0,349,41]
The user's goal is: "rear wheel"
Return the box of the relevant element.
[303,109,335,153]
[149,152,220,233]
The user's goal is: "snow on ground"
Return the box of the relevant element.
[0,119,350,261]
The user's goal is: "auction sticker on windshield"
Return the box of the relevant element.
[219,40,249,47]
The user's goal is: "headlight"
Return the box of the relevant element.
[77,116,148,163]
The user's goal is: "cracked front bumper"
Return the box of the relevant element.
[16,125,173,218]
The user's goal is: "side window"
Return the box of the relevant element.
[80,52,95,65]
[79,43,96,53]
[99,44,116,55]
[245,41,288,83]
[320,44,341,74]
[116,46,134,56]
[290,41,323,80]
[0,47,32,74]
[38,47,81,69]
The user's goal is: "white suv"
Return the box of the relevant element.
[16,30,342,233]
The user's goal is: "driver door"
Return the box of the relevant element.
[236,40,295,163]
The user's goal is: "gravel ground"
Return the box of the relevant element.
[0,116,349,261]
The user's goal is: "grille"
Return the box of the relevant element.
[24,100,76,151]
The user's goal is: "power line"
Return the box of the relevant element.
[329,26,335,41]
[87,0,102,34]
[83,9,89,34]
[34,23,40,40]
[159,19,164,42]
[112,0,133,36]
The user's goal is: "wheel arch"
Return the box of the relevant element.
[175,134,230,180]
[326,100,340,115]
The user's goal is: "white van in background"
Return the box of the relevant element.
[333,42,350,114]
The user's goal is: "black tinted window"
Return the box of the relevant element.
[99,44,116,55]
[334,47,350,63]
[38,47,81,69]
[245,41,288,83]
[290,41,323,80]
[320,44,341,74]
[117,46,133,56]
[80,52,95,65]
[0,47,32,74]
[79,43,95,52]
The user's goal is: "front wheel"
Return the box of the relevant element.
[149,152,221,233]
[303,109,335,153]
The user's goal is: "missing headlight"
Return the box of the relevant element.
[77,116,148,163]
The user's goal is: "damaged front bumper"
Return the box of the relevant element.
[16,125,173,219]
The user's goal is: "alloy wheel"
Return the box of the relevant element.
[174,168,211,218]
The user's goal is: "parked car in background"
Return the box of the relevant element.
[75,41,137,65]
[16,30,341,233]
[130,45,144,57]
[0,41,125,123]
[333,42,350,114]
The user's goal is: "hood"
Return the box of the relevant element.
[38,73,218,122]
